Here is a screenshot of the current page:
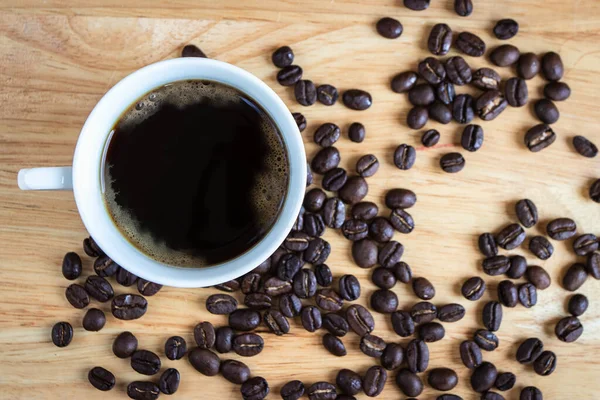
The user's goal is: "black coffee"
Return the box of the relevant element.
[104,80,288,267]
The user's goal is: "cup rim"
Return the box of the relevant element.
[73,58,305,288]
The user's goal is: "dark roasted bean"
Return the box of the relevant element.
[391,310,415,337]
[322,197,345,229]
[462,277,486,300]
[409,83,435,106]
[206,294,238,315]
[348,122,366,143]
[545,81,571,101]
[351,201,378,221]
[322,313,349,337]
[454,0,473,16]
[322,333,346,357]
[419,322,445,342]
[412,277,435,300]
[244,293,273,310]
[85,275,114,302]
[137,279,161,296]
[563,263,588,291]
[376,17,403,39]
[474,329,499,351]
[529,237,554,260]
[445,56,472,85]
[428,23,452,55]
[591,180,600,203]
[83,237,104,257]
[407,106,429,129]
[356,154,379,178]
[456,32,486,57]
[460,340,482,369]
[391,71,418,93]
[113,331,138,358]
[158,368,180,394]
[83,308,106,331]
[588,252,600,278]
[351,239,378,268]
[360,334,386,358]
[316,289,344,312]
[505,77,528,107]
[241,376,269,400]
[93,255,118,277]
[494,19,519,39]
[403,0,430,10]
[363,366,387,397]
[496,224,525,250]
[342,219,369,241]
[547,217,577,240]
[534,99,560,124]
[422,129,440,147]
[573,136,598,158]
[51,321,73,347]
[295,80,317,106]
[515,199,538,228]
[437,303,466,322]
[65,283,90,309]
[440,152,465,173]
[277,65,303,86]
[418,57,446,85]
[495,372,516,391]
[406,339,429,373]
[277,253,303,281]
[304,213,325,237]
[304,188,327,212]
[88,366,115,391]
[281,380,305,400]
[525,124,556,152]
[507,255,527,279]
[131,350,161,375]
[338,275,361,301]
[369,217,394,242]
[471,362,498,392]
[525,266,552,291]
[214,279,241,292]
[279,293,302,317]
[181,44,207,58]
[394,144,417,170]
[380,343,404,370]
[215,327,234,354]
[429,101,452,124]
[336,369,362,396]
[437,81,456,104]
[62,252,83,280]
[568,294,589,317]
[307,382,336,400]
[304,238,331,265]
[315,264,333,287]
[521,387,543,400]
[518,52,541,79]
[516,337,544,364]
[322,168,347,192]
[533,351,557,376]
[293,269,317,299]
[293,112,307,132]
[396,369,423,397]
[478,233,498,257]
[472,68,501,90]
[165,336,187,360]
[127,381,160,400]
[314,123,340,147]
[193,321,216,349]
[555,316,583,343]
[574,234,599,256]
[116,267,138,287]
[346,304,374,337]
[317,84,339,106]
[339,176,368,205]
[229,309,261,332]
[542,52,564,81]
[342,89,372,111]
[453,94,475,124]
[482,301,503,332]
[112,294,147,320]
[497,280,518,307]
[518,283,537,308]
[411,301,437,324]
[490,45,520,67]
[263,310,290,336]
[272,46,294,68]
[233,333,264,357]
[284,232,311,253]
[476,90,507,121]
[370,289,398,313]
[221,359,250,384]
[301,306,322,332]
[428,368,458,391]
[372,266,397,289]
[461,124,484,152]
[311,146,341,174]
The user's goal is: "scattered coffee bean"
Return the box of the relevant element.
[563,263,588,291]
[461,124,484,152]
[277,65,303,86]
[85,275,114,302]
[428,23,452,56]
[542,52,564,81]
[51,321,73,347]
[233,333,264,357]
[526,266,552,289]
[544,81,571,101]
[394,261,412,283]
[422,129,440,147]
[113,331,138,358]
[568,294,589,316]
[314,123,340,148]
[350,202,377,223]
[348,122,366,143]
[591,180,600,203]
[494,372,516,391]
[263,310,290,336]
[339,176,368,204]
[277,253,303,281]
[534,99,560,124]
[391,310,415,337]
[444,57,471,86]
[494,19,519,39]
[406,339,429,373]
[352,239,378,268]
[279,293,302,317]
[412,277,435,300]
[409,83,435,106]
[454,0,473,16]
[295,80,317,106]
[341,219,369,241]
[518,283,537,308]
[429,368,458,391]
[111,294,148,320]
[391,71,418,93]
[245,293,272,310]
[181,44,207,58]
[440,152,465,173]
[521,387,543,400]
[396,368,423,397]
[490,45,520,67]
[93,255,118,277]
[438,303,466,322]
[482,391,505,400]
[533,351,557,376]
[515,198,538,228]
[206,294,237,315]
[525,123,556,152]
[411,301,437,324]
[462,277,486,301]
[322,333,346,356]
[404,0,430,10]
[507,255,527,278]
[456,32,486,57]
[529,237,554,261]
[419,322,445,342]
[336,369,362,396]
[555,316,583,343]
[137,279,161,296]
[83,308,106,332]
[363,365,387,397]
[471,362,498,392]
[316,289,344,312]
[496,224,526,250]
[342,89,372,111]
[588,252,600,278]
[369,217,394,242]
[482,301,503,332]
[547,217,577,240]
[158,368,180,394]
[312,265,332,288]
[301,306,322,332]
[338,274,361,301]
[376,17,403,39]
[127,381,160,400]
[304,212,326,236]
[164,336,186,360]
[116,267,138,287]
[214,278,241,293]
[437,81,456,104]
[65,283,90,309]
[83,237,103,257]
[322,313,349,337]
[379,343,403,370]
[407,106,429,129]
[281,380,305,400]
[385,188,416,209]
[483,255,510,276]
[214,327,234,354]
[497,280,518,307]
[293,269,317,298]
[272,46,294,68]
[478,233,498,257]
[505,77,528,107]
[372,267,397,289]
[474,329,499,351]
[516,337,544,364]
[460,340,482,369]
[229,309,261,332]
[346,304,374,336]
[476,90,508,121]
[293,112,307,132]
[241,376,269,400]
[516,53,541,80]
[241,273,262,294]
[371,289,399,313]
[472,68,501,90]
[323,198,346,229]
[305,238,331,265]
[356,154,379,177]
[322,168,347,192]
[418,57,446,85]
[573,135,598,158]
[62,252,82,280]
[131,350,161,375]
[88,366,115,391]
[429,101,452,124]
[316,84,339,106]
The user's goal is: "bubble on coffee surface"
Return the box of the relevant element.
[104,80,288,267]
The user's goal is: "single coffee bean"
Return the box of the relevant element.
[555,316,583,343]
[476,90,508,121]
[460,340,482,369]
[482,301,503,332]
[518,283,537,308]
[264,310,290,336]
[429,101,452,124]
[406,339,429,373]
[317,84,339,106]
[304,189,327,212]
[392,310,415,337]
[304,238,331,265]
[352,239,378,268]
[113,331,138,358]
[232,333,264,357]
[456,32,486,57]
[85,275,114,302]
[65,284,90,309]
[214,278,241,292]
[339,176,368,204]
[164,336,186,360]
[396,369,423,397]
[363,365,387,397]
[369,217,394,242]
[454,0,473,16]
[83,236,104,257]
[88,366,115,391]
[437,81,456,104]
[322,313,349,337]
[429,368,458,391]
[494,19,519,39]
[313,265,332,287]
[279,293,302,317]
[482,255,510,276]
[563,263,588,291]
[158,368,180,394]
[526,265,552,289]
[496,224,525,250]
[342,89,372,111]
[533,351,557,376]
[497,280,518,307]
[206,294,238,315]
[418,57,446,85]
[241,376,269,400]
[127,381,160,400]
[525,124,556,152]
[336,369,362,395]
[445,56,472,86]
[137,279,161,296]
[356,154,379,178]
[517,52,541,80]
[240,273,262,294]
[516,337,544,364]
[322,333,346,357]
[529,237,554,261]
[440,152,465,173]
[409,83,435,106]
[112,294,148,320]
[214,327,234,354]
[474,329,499,351]
[462,277,486,300]
[591,180,600,203]
[471,362,497,392]
[385,188,416,210]
[320,198,347,229]
[348,122,366,143]
[314,123,340,147]
[547,218,577,240]
[505,77,528,107]
[277,253,303,281]
[372,267,397,289]
[478,233,498,257]
[292,112,307,132]
[508,255,527,278]
[419,322,445,342]
[312,146,341,175]
[438,303,466,322]
[51,321,73,347]
[569,294,589,316]
[482,392,505,400]
[542,52,564,81]
[131,350,161,375]
[338,274,361,301]
[391,71,418,93]
[346,304,374,336]
[272,46,294,68]
[534,99,560,124]
[277,65,303,86]
[393,262,412,283]
[322,168,348,192]
[116,267,138,287]
[342,219,369,241]
[422,129,440,147]
[412,277,435,300]
[352,201,378,221]
[515,199,538,228]
[301,306,322,332]
[229,309,261,332]
[394,144,417,170]
[93,255,119,277]
[521,387,543,400]
[380,343,404,370]
[494,372,515,391]
[316,289,344,312]
[404,0,430,10]
[295,80,317,106]
[376,17,403,39]
[588,252,600,278]
[245,293,272,310]
[407,106,429,129]
[573,135,598,158]
[428,23,453,55]
[411,301,437,324]
[370,289,398,313]
[490,45,520,67]
[62,252,82,280]
[472,68,501,90]
[193,321,216,350]
[293,269,317,298]
[544,81,571,101]
[83,308,106,332]
[461,124,484,152]
[281,380,305,400]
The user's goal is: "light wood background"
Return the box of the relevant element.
[1,1,600,399]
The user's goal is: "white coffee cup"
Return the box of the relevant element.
[18,58,306,288]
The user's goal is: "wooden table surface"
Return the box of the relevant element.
[1,1,600,399]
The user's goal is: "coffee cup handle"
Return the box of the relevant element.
[17,167,73,190]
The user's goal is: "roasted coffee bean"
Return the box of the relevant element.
[588,252,600,278]
[376,17,403,39]
[478,233,497,257]
[591,180,600,203]
[346,304,374,336]
[116,267,138,287]
[438,303,466,322]
[369,217,394,242]
[394,144,417,170]
[293,112,307,132]
[412,277,435,300]
[518,283,537,308]
[62,252,82,280]
[453,95,476,125]
[496,224,526,250]
[193,321,216,349]
[411,301,437,324]
[279,293,302,317]
[385,188,416,210]
[356,154,379,178]
[534,99,559,124]
[137,279,161,296]
[304,189,327,212]
[406,339,429,373]
[409,84,435,106]
[233,333,264,357]
[85,275,114,302]
[460,340,482,369]
[542,52,564,81]
[525,124,556,152]
[317,84,339,106]
[339,176,368,204]
[312,146,341,174]
[113,331,138,358]
[471,362,497,392]
[526,266,552,289]
[490,45,520,67]
[322,333,346,357]
[315,264,333,287]
[342,219,369,241]
[301,305,322,332]
[181,44,207,57]
[240,273,262,294]
[533,351,557,376]
[474,329,499,351]
[88,366,115,391]
[245,293,273,310]
[505,77,528,107]
[372,267,397,289]
[316,289,344,312]
[482,391,505,400]
[220,359,250,384]
[529,237,554,261]
[472,68,501,90]
[51,321,73,347]
[462,277,486,300]
[428,23,452,55]
[454,0,473,16]
[295,80,317,106]
[515,199,538,228]
[573,136,598,158]
[497,280,518,307]
[494,19,519,39]
[277,65,303,86]
[563,263,588,291]
[569,294,589,316]
[370,289,398,313]
[422,129,440,147]
[404,0,430,10]
[293,269,317,298]
[65,284,90,309]
[323,313,349,337]
[83,236,103,257]
[322,168,348,192]
[164,336,186,360]
[482,301,503,332]
[336,369,362,396]
[456,32,486,57]
[391,310,415,337]
[516,337,544,364]
[507,255,527,278]
[93,255,118,277]
[429,368,458,391]
[263,310,290,336]
[445,56,472,85]
[281,380,305,400]
[419,322,445,342]
[342,89,372,111]
[482,255,510,276]
[437,81,456,105]
[158,368,180,394]
[396,369,423,397]
[521,387,543,400]
[352,201,378,221]
[131,350,161,375]
[352,239,378,268]
[494,372,516,391]
[304,238,331,265]
[476,90,507,120]
[348,122,366,143]
[229,309,261,332]
[516,53,541,80]
[241,376,269,400]
[360,333,386,358]
[314,123,340,147]
[391,71,418,93]
[127,381,160,400]
[363,366,387,397]
[407,106,429,129]
[338,274,360,301]
[418,57,446,85]
[206,294,238,315]
[545,81,571,101]
[461,124,484,152]
[376,344,402,374]
[547,218,577,240]
[214,327,234,354]
[277,253,303,281]
[272,46,294,68]
[306,382,336,400]
[83,308,106,331]
[429,101,452,124]
[555,316,583,343]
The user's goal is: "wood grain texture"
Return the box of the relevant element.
[1,1,600,399]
